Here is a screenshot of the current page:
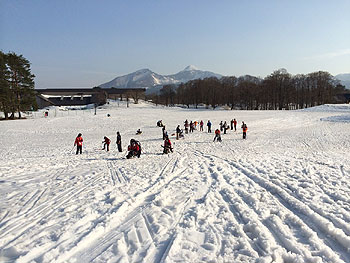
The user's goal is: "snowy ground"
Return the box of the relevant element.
[1,101,350,263]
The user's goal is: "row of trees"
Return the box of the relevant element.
[0,51,36,119]
[153,69,346,110]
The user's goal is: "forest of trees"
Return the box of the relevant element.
[0,51,36,119]
[151,69,346,110]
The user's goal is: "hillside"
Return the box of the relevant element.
[1,102,350,262]
[335,73,350,89]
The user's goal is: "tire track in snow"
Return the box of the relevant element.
[243,157,350,236]
[0,170,106,248]
[200,151,350,262]
[63,156,193,262]
[199,156,268,258]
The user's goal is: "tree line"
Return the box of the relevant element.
[151,69,346,110]
[0,51,37,119]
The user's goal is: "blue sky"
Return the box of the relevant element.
[1,0,350,88]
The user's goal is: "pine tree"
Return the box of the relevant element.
[0,51,11,119]
[6,52,36,119]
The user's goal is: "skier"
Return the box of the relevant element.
[213,129,222,142]
[233,118,237,131]
[241,121,248,139]
[163,136,173,154]
[200,120,204,131]
[102,136,111,151]
[126,139,141,159]
[74,133,83,154]
[116,131,122,152]
[207,120,212,133]
[184,120,189,134]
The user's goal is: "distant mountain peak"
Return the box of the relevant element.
[135,68,152,74]
[99,66,222,92]
[183,65,199,71]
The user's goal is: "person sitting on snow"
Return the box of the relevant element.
[127,139,141,159]
[136,129,142,135]
[163,136,173,154]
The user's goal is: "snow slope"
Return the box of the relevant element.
[0,102,350,262]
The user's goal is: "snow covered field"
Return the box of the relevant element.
[1,101,350,263]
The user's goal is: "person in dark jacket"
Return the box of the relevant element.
[116,132,122,152]
[241,121,248,139]
[74,133,83,154]
[207,120,212,133]
[223,121,228,134]
[162,126,167,140]
[219,121,223,132]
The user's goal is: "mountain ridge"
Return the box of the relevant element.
[99,66,222,90]
[335,73,350,89]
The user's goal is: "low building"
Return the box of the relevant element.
[35,87,145,109]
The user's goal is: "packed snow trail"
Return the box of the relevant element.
[0,101,350,262]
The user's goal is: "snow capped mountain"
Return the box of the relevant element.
[335,73,350,89]
[99,66,222,90]
[168,66,222,84]
[182,65,199,71]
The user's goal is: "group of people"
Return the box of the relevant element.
[179,118,246,142]
[73,118,248,157]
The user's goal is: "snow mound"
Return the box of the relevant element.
[301,104,350,112]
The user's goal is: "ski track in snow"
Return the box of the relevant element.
[0,101,350,262]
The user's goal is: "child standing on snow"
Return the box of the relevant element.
[116,132,122,152]
[233,118,237,131]
[241,122,248,139]
[74,133,83,154]
[223,121,228,134]
[207,120,212,133]
[200,120,204,131]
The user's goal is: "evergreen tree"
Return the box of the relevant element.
[6,52,36,118]
[0,51,11,119]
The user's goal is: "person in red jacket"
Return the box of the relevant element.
[233,119,237,131]
[213,129,222,142]
[74,133,83,154]
[163,136,173,154]
[102,136,111,151]
[127,139,141,159]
